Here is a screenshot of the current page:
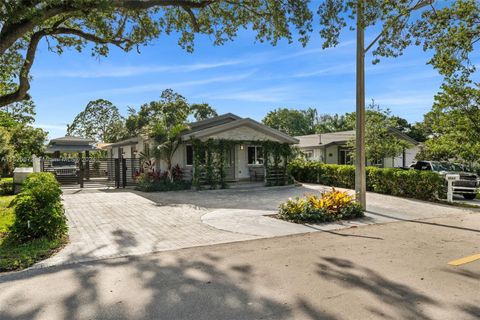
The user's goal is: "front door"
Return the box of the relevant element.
[224,146,235,181]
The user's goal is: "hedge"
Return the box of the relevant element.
[9,173,67,242]
[288,160,445,201]
[0,178,14,195]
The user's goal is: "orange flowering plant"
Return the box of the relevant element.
[278,189,364,223]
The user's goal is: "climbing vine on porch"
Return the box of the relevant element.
[260,141,294,186]
[190,138,294,188]
[191,139,236,189]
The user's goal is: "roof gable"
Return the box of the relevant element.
[183,118,299,144]
[189,113,241,133]
[49,136,96,145]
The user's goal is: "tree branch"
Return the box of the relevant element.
[51,27,131,49]
[0,25,133,107]
[182,6,200,32]
[0,30,46,107]
[0,0,216,55]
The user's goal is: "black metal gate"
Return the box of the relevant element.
[41,157,141,188]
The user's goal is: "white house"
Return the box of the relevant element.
[105,113,299,181]
[295,129,420,168]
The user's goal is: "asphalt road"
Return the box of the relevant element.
[0,211,479,320]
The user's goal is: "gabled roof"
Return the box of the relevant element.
[49,136,96,145]
[106,113,298,147]
[182,116,299,144]
[295,129,418,148]
[188,113,241,133]
[388,127,419,145]
[46,136,96,153]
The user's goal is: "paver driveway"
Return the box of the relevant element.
[38,184,478,268]
[37,190,258,267]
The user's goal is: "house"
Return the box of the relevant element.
[105,113,299,181]
[295,129,420,168]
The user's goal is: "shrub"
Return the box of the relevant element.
[288,160,445,201]
[278,189,364,223]
[0,178,14,195]
[9,173,67,242]
[135,168,191,192]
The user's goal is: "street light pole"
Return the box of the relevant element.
[355,0,366,208]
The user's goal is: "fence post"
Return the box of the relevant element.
[78,155,84,188]
[122,158,127,188]
[114,159,120,188]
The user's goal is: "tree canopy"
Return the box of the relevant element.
[67,99,126,143]
[2,1,479,108]
[190,103,218,121]
[315,114,354,133]
[0,100,47,172]
[417,80,480,163]
[347,102,412,164]
[0,0,313,107]
[126,89,217,136]
[262,108,317,136]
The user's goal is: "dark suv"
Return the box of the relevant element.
[413,161,479,199]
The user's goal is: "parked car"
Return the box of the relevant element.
[50,159,79,177]
[412,161,479,199]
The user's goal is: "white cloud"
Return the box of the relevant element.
[293,63,356,78]
[94,71,256,96]
[35,60,244,78]
[203,86,298,103]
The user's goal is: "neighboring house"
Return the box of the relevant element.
[105,113,299,181]
[295,129,420,168]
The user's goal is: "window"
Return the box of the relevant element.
[414,161,431,171]
[248,146,264,165]
[339,149,352,165]
[304,150,313,159]
[186,145,193,166]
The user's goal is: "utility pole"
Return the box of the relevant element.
[355,0,366,208]
[355,0,433,209]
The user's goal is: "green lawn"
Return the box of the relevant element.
[0,195,67,272]
[0,195,15,233]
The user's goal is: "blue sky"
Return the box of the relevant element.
[29,22,445,139]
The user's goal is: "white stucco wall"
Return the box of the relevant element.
[383,145,420,168]
[325,145,338,164]
[157,146,184,172]
[298,147,323,162]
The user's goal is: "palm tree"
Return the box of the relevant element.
[151,122,190,182]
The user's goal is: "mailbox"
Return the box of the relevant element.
[445,174,460,181]
[445,174,460,202]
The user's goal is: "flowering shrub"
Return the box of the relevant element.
[278,189,364,223]
[135,166,190,192]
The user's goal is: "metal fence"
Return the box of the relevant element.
[41,157,141,188]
